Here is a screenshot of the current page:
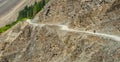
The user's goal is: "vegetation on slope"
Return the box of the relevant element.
[0,0,49,33]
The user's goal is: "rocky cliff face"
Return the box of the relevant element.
[0,0,120,62]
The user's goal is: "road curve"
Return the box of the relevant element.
[0,0,21,17]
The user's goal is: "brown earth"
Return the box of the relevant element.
[0,0,120,62]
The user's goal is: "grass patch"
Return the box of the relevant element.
[0,18,27,33]
[0,0,49,34]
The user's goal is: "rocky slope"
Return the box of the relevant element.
[0,0,120,62]
[37,0,120,35]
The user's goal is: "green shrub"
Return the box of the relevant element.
[0,0,49,33]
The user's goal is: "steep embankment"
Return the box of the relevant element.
[0,0,120,62]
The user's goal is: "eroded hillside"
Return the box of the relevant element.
[0,0,120,62]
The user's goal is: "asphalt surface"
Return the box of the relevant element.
[0,0,21,16]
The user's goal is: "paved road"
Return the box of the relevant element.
[0,0,21,17]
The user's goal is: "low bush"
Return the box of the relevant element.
[0,0,49,33]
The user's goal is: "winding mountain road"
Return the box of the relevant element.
[27,19,120,42]
[0,0,21,16]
